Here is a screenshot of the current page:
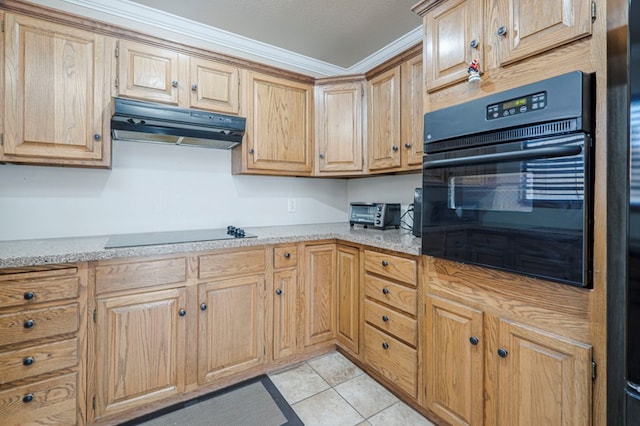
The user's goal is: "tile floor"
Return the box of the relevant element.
[269,351,435,426]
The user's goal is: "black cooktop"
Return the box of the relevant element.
[105,226,255,249]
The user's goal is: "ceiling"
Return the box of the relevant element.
[34,0,423,77]
[126,0,422,69]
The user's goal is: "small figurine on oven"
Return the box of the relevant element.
[468,59,481,83]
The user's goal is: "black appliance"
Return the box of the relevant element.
[412,188,422,237]
[111,97,246,150]
[349,202,401,229]
[421,71,594,288]
[626,0,640,420]
[105,226,255,249]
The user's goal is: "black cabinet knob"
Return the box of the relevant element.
[200,303,207,311]
[284,252,291,259]
[382,315,389,322]
[23,291,35,300]
[319,153,325,159]
[276,288,283,295]
[497,26,508,37]
[178,309,186,317]
[249,148,255,155]
[382,288,390,295]
[23,320,35,329]
[23,394,34,403]
[23,357,34,366]
[171,80,178,87]
[497,348,508,358]
[382,342,389,350]
[470,39,479,48]
[392,146,399,152]
[469,336,479,345]
[381,260,389,267]
[404,143,412,149]
[191,84,198,91]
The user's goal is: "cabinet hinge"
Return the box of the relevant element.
[92,396,96,410]
[361,86,364,97]
[93,309,97,323]
[1,21,5,33]
[114,46,119,58]
[591,1,596,21]
[592,360,597,380]
[115,78,119,88]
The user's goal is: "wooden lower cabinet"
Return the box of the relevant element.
[336,245,360,355]
[94,288,187,419]
[302,244,337,347]
[273,268,298,360]
[198,275,266,384]
[425,294,593,426]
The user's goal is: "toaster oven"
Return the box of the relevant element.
[349,202,401,229]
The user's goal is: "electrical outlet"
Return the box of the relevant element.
[287,199,296,213]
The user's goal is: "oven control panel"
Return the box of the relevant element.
[486,91,547,120]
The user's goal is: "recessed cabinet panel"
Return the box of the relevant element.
[495,0,593,66]
[424,0,483,92]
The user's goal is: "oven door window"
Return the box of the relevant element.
[449,172,533,212]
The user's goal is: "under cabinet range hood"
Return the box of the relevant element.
[110,97,246,149]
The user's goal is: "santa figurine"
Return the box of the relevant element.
[468,59,481,83]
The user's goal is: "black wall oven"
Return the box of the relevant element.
[421,71,595,287]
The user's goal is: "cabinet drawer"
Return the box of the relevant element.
[364,274,417,315]
[0,269,78,308]
[0,338,78,384]
[364,324,417,398]
[364,299,417,346]
[364,250,416,286]
[96,257,187,294]
[199,249,266,279]
[0,372,77,425]
[0,304,79,347]
[273,246,298,269]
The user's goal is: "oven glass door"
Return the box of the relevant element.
[422,133,591,287]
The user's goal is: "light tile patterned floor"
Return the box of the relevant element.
[269,351,435,426]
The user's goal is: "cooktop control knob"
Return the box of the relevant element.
[227,225,245,238]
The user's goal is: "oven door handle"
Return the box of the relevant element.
[422,145,582,169]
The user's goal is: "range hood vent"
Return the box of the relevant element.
[111,97,246,150]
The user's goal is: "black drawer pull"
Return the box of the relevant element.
[469,336,479,345]
[382,288,390,295]
[23,357,35,366]
[382,342,389,350]
[23,291,35,300]
[382,315,389,322]
[497,348,508,358]
[276,288,283,295]
[178,309,186,317]
[23,394,34,403]
[381,260,389,267]
[284,252,291,259]
[23,320,35,329]
[200,303,207,311]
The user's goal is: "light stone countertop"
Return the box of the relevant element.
[0,223,422,268]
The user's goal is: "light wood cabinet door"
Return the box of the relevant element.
[425,295,484,426]
[188,57,240,114]
[496,319,592,426]
[493,0,593,67]
[315,82,364,174]
[116,39,180,105]
[95,288,186,419]
[241,72,313,175]
[273,269,298,360]
[198,275,265,384]
[367,67,401,171]
[400,54,424,168]
[336,245,360,355]
[423,0,484,92]
[2,13,110,167]
[302,244,336,347]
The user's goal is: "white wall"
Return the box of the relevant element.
[0,141,349,241]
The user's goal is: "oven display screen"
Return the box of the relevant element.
[486,91,547,120]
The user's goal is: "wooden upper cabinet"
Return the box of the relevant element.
[238,71,313,175]
[496,318,592,426]
[2,13,111,167]
[188,57,240,114]
[117,39,180,105]
[493,0,593,66]
[400,54,424,168]
[116,40,241,114]
[367,66,401,171]
[315,81,364,175]
[423,0,483,92]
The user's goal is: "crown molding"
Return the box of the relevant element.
[39,0,422,77]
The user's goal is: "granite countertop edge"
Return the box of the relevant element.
[0,223,422,268]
